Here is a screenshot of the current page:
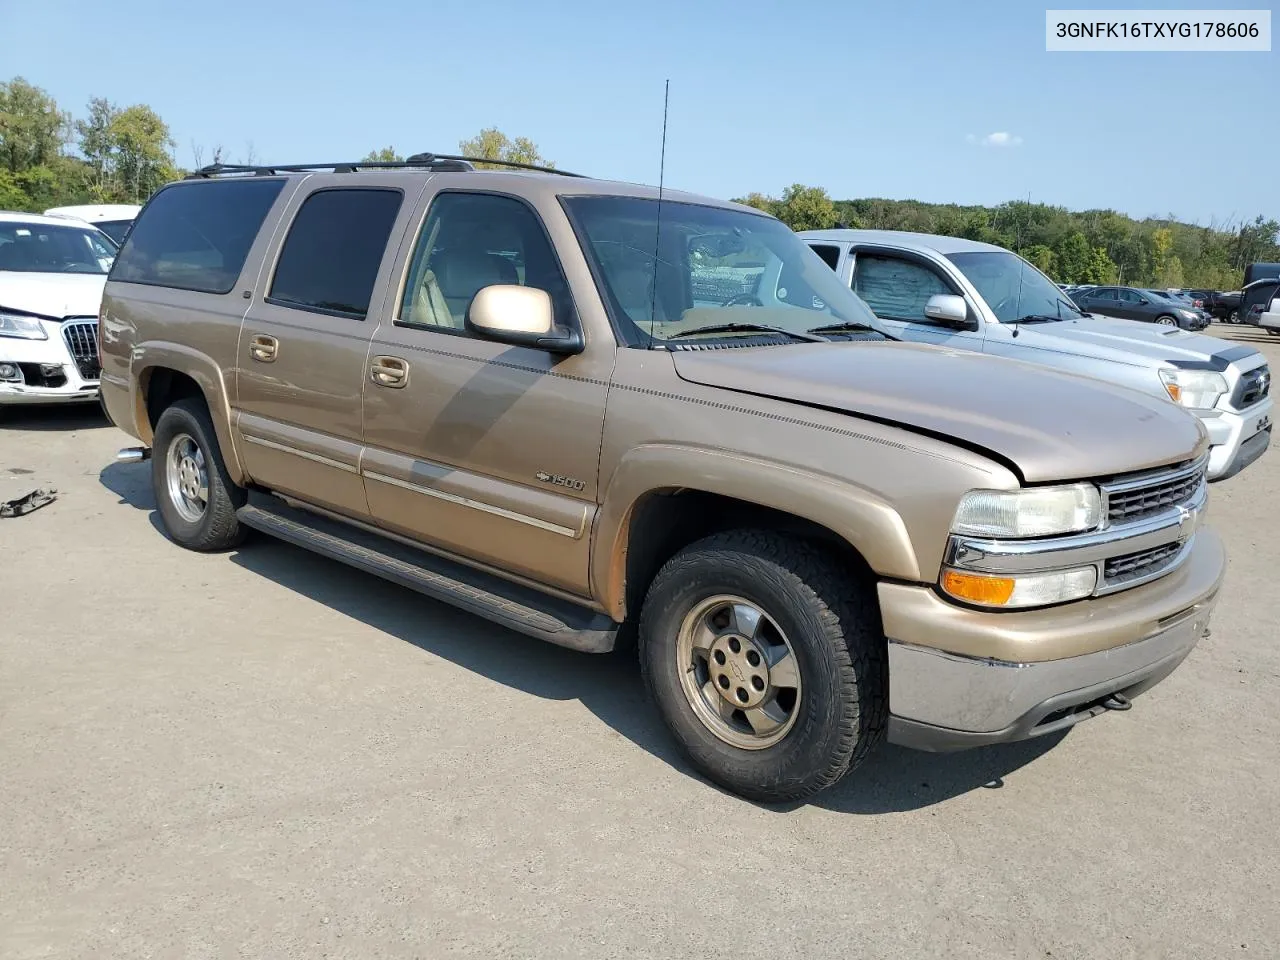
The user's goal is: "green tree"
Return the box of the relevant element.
[109,105,176,202]
[76,97,117,190]
[0,168,27,207]
[1085,246,1118,284]
[0,77,69,174]
[771,183,837,232]
[739,191,776,215]
[458,128,554,169]
[362,146,403,163]
[75,99,177,203]
[1024,244,1056,277]
[1054,232,1092,283]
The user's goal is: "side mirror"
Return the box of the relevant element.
[1139,297,1150,305]
[466,285,583,355]
[924,293,977,330]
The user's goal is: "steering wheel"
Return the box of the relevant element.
[722,293,763,307]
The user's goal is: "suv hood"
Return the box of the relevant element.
[1018,312,1257,368]
[672,342,1206,483]
[0,272,107,320]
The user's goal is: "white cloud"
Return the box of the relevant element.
[967,131,1023,148]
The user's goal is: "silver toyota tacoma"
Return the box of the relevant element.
[802,229,1272,481]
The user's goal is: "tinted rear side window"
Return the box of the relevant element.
[268,188,403,319]
[808,244,841,270]
[111,179,285,293]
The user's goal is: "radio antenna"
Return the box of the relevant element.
[647,79,670,344]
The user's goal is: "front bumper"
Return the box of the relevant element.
[1202,396,1272,480]
[0,332,99,406]
[881,528,1224,750]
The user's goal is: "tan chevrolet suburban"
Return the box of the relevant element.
[98,154,1225,802]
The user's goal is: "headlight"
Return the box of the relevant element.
[1178,309,1197,319]
[941,566,1098,608]
[1159,368,1226,409]
[0,313,48,340]
[951,484,1102,538]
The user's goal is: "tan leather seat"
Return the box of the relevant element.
[412,248,518,329]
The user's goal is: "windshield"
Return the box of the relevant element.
[93,220,131,246]
[563,196,883,343]
[0,221,116,274]
[947,250,1082,322]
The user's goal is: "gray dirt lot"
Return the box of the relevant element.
[1,328,1277,960]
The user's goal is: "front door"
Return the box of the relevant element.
[361,189,612,597]
[848,248,985,349]
[235,178,422,518]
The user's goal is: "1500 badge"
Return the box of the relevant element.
[536,471,586,492]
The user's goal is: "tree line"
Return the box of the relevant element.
[740,185,1280,290]
[0,76,555,212]
[3,75,1275,290]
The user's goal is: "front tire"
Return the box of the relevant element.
[151,397,246,551]
[639,530,887,803]
[1155,315,1178,326]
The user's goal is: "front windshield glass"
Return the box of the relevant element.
[947,250,1082,322]
[563,196,884,343]
[0,221,115,274]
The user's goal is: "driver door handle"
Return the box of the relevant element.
[370,355,409,388]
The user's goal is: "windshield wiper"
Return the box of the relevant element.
[665,323,825,343]
[807,321,895,340]
[1014,314,1069,324]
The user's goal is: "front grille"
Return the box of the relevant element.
[1104,541,1184,586]
[1232,364,1270,409]
[1105,467,1203,525]
[61,319,100,381]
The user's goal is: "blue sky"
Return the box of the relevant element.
[3,0,1275,224]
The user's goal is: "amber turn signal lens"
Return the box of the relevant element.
[1164,382,1182,402]
[941,570,1016,606]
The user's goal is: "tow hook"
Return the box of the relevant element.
[116,447,151,464]
[1101,693,1132,712]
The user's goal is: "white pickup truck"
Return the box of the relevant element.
[802,229,1272,481]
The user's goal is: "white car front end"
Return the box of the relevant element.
[0,310,102,405]
[0,214,113,408]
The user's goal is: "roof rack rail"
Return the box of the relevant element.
[186,152,587,180]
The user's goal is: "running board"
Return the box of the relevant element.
[236,494,618,653]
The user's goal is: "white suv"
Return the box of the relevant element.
[0,212,114,410]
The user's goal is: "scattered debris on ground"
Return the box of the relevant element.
[0,487,57,518]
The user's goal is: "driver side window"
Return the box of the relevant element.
[852,253,951,323]
[1119,289,1142,303]
[399,192,574,334]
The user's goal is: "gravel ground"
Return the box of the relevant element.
[2,327,1277,959]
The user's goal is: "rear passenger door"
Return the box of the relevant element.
[848,247,984,349]
[235,178,425,519]
[1079,286,1118,317]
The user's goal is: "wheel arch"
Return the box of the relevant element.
[131,342,245,483]
[591,446,921,622]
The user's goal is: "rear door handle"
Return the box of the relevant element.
[249,334,278,363]
[370,355,409,388]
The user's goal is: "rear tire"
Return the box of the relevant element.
[151,397,246,551]
[639,530,887,803]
